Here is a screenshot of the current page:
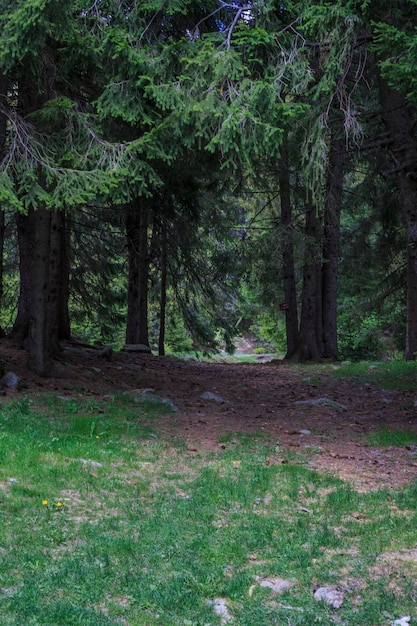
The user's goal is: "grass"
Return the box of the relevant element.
[365,427,417,448]
[331,360,417,391]
[0,394,417,624]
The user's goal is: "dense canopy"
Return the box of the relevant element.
[0,0,417,374]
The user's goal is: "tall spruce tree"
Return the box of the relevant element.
[0,0,126,373]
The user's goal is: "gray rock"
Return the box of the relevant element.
[150,395,179,412]
[257,576,295,594]
[211,598,232,624]
[314,585,344,608]
[295,397,347,411]
[123,389,179,411]
[0,371,21,391]
[77,458,103,468]
[200,391,225,403]
[392,617,411,626]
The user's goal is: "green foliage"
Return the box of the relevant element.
[338,307,387,361]
[0,0,415,361]
[372,17,417,102]
[0,0,74,71]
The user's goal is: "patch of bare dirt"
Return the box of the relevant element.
[2,338,417,491]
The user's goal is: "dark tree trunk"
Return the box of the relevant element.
[279,141,299,359]
[58,211,71,341]
[12,208,71,356]
[378,76,417,359]
[158,220,168,357]
[47,209,70,354]
[27,207,52,376]
[126,201,150,346]
[297,200,321,361]
[321,131,345,360]
[10,211,35,341]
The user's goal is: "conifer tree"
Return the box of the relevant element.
[0,0,125,373]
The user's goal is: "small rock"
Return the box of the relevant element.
[78,459,103,468]
[257,576,295,594]
[294,397,348,411]
[392,617,411,626]
[124,389,179,411]
[200,391,225,403]
[124,388,154,397]
[211,597,232,624]
[0,371,21,391]
[145,394,179,412]
[314,585,344,608]
[299,429,311,435]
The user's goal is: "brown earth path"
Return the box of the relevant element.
[2,339,417,492]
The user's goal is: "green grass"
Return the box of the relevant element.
[331,360,417,391]
[0,394,417,624]
[366,426,417,448]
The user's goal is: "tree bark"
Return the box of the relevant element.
[47,209,71,354]
[321,131,345,359]
[58,211,71,341]
[297,200,321,361]
[279,141,299,359]
[10,212,35,341]
[126,201,150,346]
[27,207,52,376]
[158,220,168,356]
[378,76,417,359]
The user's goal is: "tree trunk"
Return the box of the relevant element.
[378,76,417,359]
[10,212,35,341]
[279,141,299,359]
[47,209,70,354]
[297,200,321,361]
[321,131,345,359]
[58,210,71,340]
[126,201,150,346]
[158,220,168,356]
[27,207,52,376]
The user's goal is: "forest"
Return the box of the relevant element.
[1,0,417,376]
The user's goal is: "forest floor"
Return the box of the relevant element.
[1,338,417,493]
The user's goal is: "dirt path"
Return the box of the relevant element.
[3,339,417,491]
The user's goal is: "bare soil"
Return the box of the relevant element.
[2,339,417,492]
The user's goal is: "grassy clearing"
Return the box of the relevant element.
[0,395,417,625]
